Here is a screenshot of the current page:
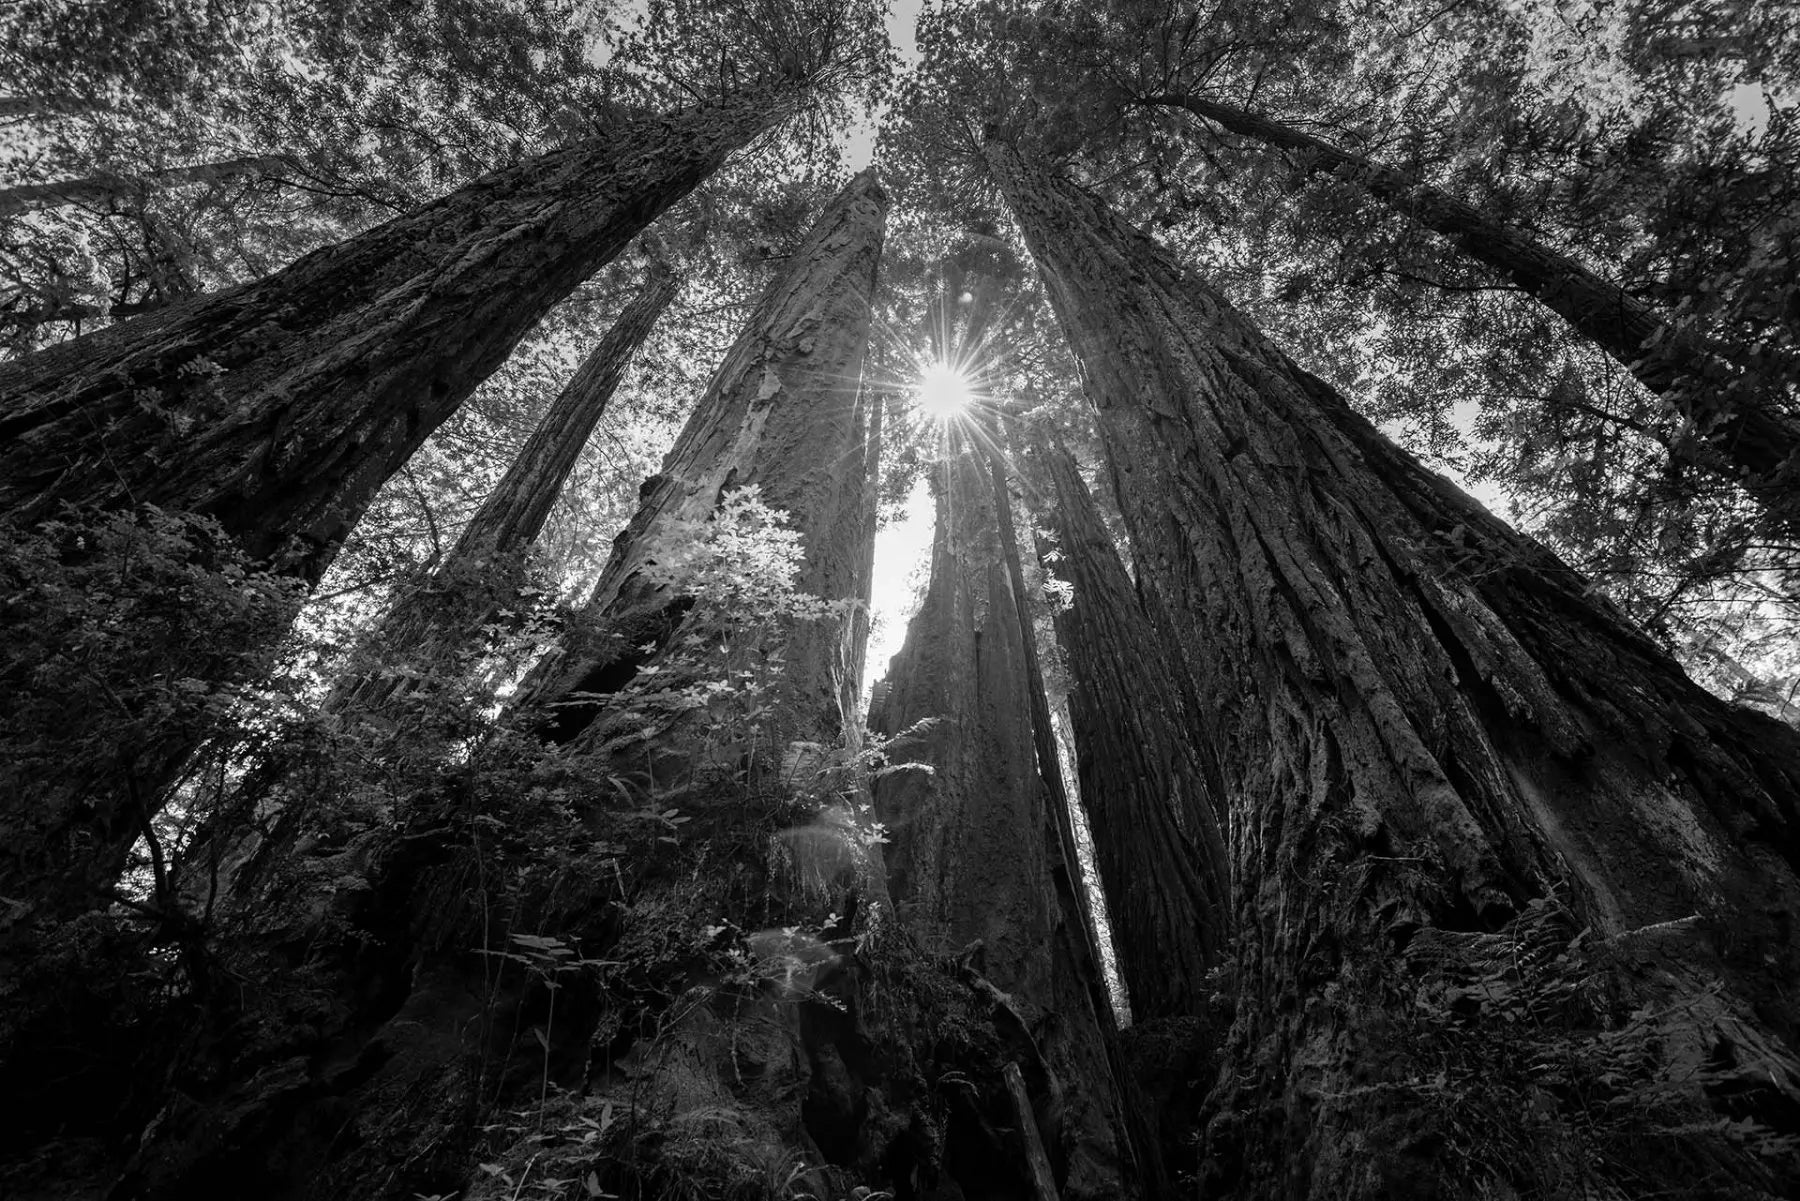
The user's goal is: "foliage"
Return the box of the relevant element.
[5,2,1800,1199]
[1205,893,1800,1198]
[0,506,303,902]
[559,486,850,769]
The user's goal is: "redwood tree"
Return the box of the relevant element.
[0,89,790,920]
[522,168,889,753]
[328,265,679,717]
[871,439,1139,1200]
[1138,92,1800,537]
[988,137,1800,1199]
[1027,441,1229,1021]
[0,93,793,578]
[2,165,899,1201]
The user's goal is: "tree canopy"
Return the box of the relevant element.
[2,2,1798,1198]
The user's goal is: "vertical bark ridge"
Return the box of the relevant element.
[1027,441,1230,1021]
[988,138,1800,1200]
[521,168,888,750]
[0,95,780,919]
[328,266,679,717]
[871,440,1136,1200]
[987,445,1162,1197]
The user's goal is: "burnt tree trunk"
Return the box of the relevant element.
[870,440,1139,1201]
[520,169,888,752]
[989,139,1800,1200]
[0,94,781,920]
[1142,93,1800,532]
[1026,441,1229,1021]
[0,153,298,217]
[328,266,679,717]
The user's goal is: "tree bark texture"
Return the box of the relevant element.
[0,96,776,921]
[0,173,1077,1201]
[988,139,1800,1200]
[0,93,785,580]
[870,443,1138,1200]
[522,169,888,750]
[1145,94,1800,533]
[1027,442,1230,1022]
[328,266,679,717]
[0,153,297,217]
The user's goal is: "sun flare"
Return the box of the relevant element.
[915,362,973,420]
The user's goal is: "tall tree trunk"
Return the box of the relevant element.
[1026,441,1230,1022]
[2,171,907,1201]
[0,94,786,576]
[987,444,1172,1198]
[328,266,679,717]
[0,153,297,217]
[1141,93,1800,534]
[520,169,888,753]
[870,440,1139,1201]
[988,138,1800,1200]
[0,92,786,921]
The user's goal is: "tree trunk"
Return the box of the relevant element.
[1142,93,1800,534]
[0,171,977,1201]
[0,153,297,217]
[0,92,784,921]
[328,266,679,717]
[0,94,786,577]
[870,440,1139,1200]
[988,138,1800,1200]
[519,169,889,753]
[988,445,1173,1198]
[1025,441,1229,1022]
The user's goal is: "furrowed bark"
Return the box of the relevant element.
[1144,93,1800,532]
[328,266,678,716]
[1026,441,1229,1021]
[871,441,1138,1200]
[519,169,888,751]
[0,93,784,920]
[988,446,1166,1196]
[989,138,1800,1200]
[0,153,298,217]
[4,173,899,1201]
[986,447,1114,1010]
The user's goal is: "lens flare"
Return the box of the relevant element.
[915,362,973,420]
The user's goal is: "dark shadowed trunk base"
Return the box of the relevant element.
[0,738,1138,1201]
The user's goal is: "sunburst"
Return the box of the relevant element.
[914,361,975,420]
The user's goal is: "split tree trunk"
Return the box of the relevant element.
[1143,93,1800,533]
[0,153,297,217]
[1026,441,1229,1021]
[0,92,785,920]
[328,266,679,717]
[989,139,1800,1200]
[519,169,889,752]
[870,440,1139,1201]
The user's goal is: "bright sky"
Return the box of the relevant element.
[864,476,932,691]
[840,0,924,170]
[849,1,932,696]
